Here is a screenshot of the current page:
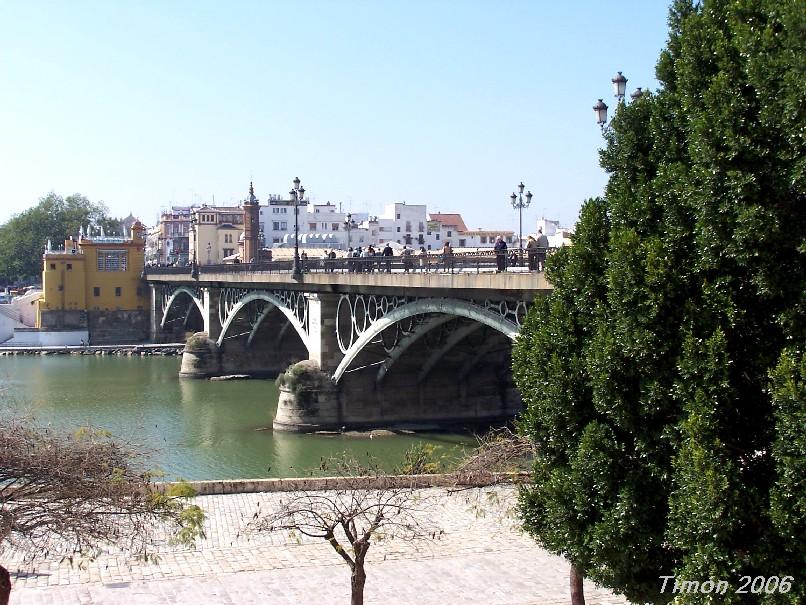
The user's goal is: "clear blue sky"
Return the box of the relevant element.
[0,0,671,231]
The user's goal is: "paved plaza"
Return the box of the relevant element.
[8,487,629,604]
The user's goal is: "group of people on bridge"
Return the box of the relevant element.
[493,229,550,273]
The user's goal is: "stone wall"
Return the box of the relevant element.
[39,309,87,330]
[87,310,150,344]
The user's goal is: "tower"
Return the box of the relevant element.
[243,181,260,262]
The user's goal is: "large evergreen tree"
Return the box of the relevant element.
[514,1,805,602]
[0,192,121,284]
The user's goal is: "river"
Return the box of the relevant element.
[0,355,476,480]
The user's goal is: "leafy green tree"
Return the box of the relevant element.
[514,1,805,603]
[0,192,121,284]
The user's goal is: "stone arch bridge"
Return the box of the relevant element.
[146,267,551,431]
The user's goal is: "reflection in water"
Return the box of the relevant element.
[0,356,475,480]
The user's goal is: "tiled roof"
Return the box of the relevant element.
[428,213,468,231]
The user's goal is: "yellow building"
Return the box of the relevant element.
[188,206,244,265]
[37,222,150,343]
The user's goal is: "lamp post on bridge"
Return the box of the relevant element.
[509,182,532,267]
[343,212,357,250]
[289,177,305,280]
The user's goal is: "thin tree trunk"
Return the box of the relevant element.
[570,564,585,605]
[351,564,366,605]
[0,564,10,605]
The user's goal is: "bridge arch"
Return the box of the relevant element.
[333,298,519,383]
[216,291,309,352]
[160,286,204,329]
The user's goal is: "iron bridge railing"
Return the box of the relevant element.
[144,249,556,278]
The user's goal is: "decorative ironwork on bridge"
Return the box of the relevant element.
[335,293,529,355]
[161,285,202,312]
[217,287,310,336]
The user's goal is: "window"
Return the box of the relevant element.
[396,213,400,219]
[58,284,64,291]
[273,221,281,230]
[447,230,452,237]
[308,223,317,231]
[436,234,440,240]
[49,263,56,270]
[223,248,234,257]
[405,221,412,232]
[224,234,232,244]
[97,250,128,271]
[93,287,100,297]
[480,236,488,244]
[419,222,425,232]
[459,239,466,247]
[418,234,424,244]
[280,221,287,230]
[332,223,339,231]
[396,227,401,232]
[115,287,122,297]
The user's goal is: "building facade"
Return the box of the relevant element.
[149,205,198,266]
[189,206,245,265]
[36,222,150,343]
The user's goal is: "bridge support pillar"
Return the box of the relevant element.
[149,284,161,342]
[179,332,221,378]
[304,293,342,373]
[202,288,222,342]
[273,293,342,432]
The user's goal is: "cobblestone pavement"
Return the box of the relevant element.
[8,487,629,604]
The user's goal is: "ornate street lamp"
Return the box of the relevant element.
[343,212,357,250]
[593,98,609,129]
[594,71,645,130]
[612,71,628,102]
[189,214,199,278]
[509,181,532,266]
[289,176,305,280]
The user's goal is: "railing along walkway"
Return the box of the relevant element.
[145,250,554,278]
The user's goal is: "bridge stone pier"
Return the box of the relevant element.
[146,268,550,432]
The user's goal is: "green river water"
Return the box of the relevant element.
[0,355,476,480]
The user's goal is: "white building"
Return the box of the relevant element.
[536,217,573,247]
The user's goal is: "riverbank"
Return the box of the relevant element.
[0,342,185,356]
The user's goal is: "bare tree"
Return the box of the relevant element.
[451,427,534,488]
[0,418,205,603]
[249,454,438,605]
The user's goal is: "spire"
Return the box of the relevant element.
[248,181,258,205]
